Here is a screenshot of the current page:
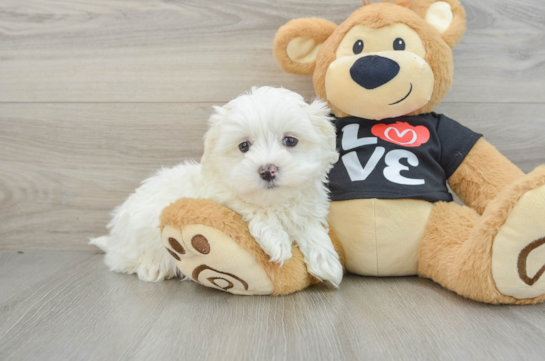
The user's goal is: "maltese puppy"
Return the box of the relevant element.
[91,87,342,286]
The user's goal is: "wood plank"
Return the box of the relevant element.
[0,251,544,361]
[0,251,96,334]
[0,103,210,251]
[0,102,544,251]
[0,0,543,103]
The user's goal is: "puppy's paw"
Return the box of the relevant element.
[305,247,343,287]
[259,229,293,264]
[264,240,293,265]
[136,263,166,282]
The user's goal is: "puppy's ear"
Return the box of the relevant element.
[304,98,339,166]
[274,18,337,76]
[201,105,227,166]
[410,0,466,48]
[208,105,229,125]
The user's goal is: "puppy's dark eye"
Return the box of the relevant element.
[239,141,250,153]
[353,40,364,55]
[282,136,298,147]
[393,38,405,51]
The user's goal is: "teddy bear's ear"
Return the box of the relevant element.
[409,0,466,48]
[274,18,337,76]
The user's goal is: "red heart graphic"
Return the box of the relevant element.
[371,122,430,147]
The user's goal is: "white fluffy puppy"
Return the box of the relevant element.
[91,87,342,286]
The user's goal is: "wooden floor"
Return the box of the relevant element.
[1,0,544,359]
[1,251,545,361]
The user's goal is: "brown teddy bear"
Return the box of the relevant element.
[160,0,545,304]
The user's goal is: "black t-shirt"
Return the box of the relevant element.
[328,113,482,203]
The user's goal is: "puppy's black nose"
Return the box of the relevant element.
[259,164,278,182]
[350,55,400,90]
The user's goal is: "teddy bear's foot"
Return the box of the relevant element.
[159,198,324,296]
[162,223,274,295]
[419,166,545,304]
[491,169,545,300]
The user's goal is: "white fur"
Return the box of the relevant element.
[90,87,343,286]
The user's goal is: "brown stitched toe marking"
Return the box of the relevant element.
[208,277,234,290]
[518,237,545,286]
[192,264,248,290]
[166,248,181,261]
[168,237,185,254]
[191,235,210,254]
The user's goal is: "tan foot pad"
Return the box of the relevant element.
[492,185,545,299]
[162,224,274,295]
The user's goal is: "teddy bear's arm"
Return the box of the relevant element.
[448,138,524,214]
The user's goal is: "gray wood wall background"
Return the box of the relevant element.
[1,0,544,251]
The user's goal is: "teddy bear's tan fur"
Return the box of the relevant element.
[419,165,545,304]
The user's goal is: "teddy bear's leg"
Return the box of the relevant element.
[159,198,344,296]
[419,166,545,304]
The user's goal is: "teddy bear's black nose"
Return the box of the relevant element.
[350,55,400,90]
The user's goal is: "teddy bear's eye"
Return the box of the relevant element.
[393,38,406,51]
[353,40,364,55]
